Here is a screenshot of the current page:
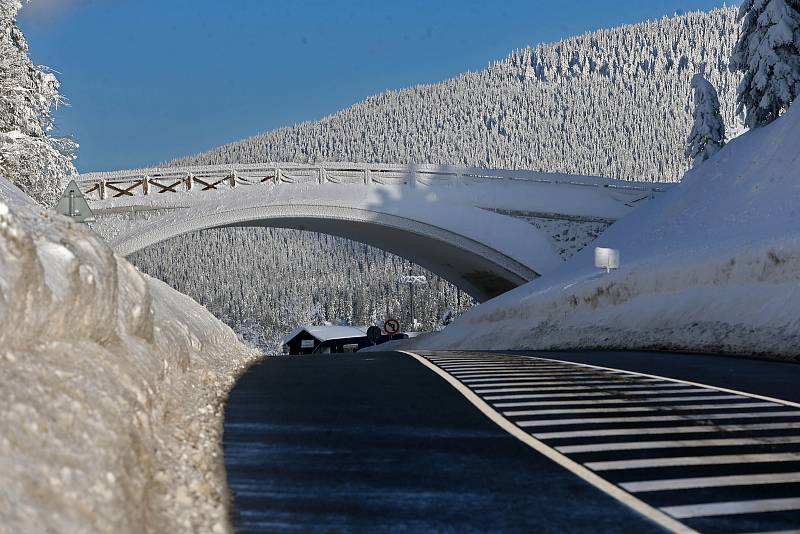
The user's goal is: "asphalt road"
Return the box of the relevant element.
[223,350,800,533]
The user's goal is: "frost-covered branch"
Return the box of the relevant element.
[731,0,800,127]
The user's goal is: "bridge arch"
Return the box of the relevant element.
[116,204,541,301]
[81,162,671,302]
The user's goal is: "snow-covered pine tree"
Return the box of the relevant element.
[730,0,800,128]
[686,73,726,166]
[0,0,75,206]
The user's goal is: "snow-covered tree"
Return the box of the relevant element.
[686,73,726,166]
[134,9,747,348]
[730,0,800,128]
[0,0,76,206]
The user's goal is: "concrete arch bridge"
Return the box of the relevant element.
[78,162,672,301]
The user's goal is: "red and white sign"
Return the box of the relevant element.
[384,319,401,334]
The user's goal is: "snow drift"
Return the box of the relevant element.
[0,183,261,533]
[411,102,800,359]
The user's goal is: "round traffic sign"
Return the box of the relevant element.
[384,319,400,334]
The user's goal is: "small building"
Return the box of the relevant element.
[283,325,370,355]
[282,325,415,355]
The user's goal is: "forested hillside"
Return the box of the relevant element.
[130,228,473,350]
[174,8,740,183]
[131,8,743,351]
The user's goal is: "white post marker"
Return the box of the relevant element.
[55,180,95,223]
[594,247,620,273]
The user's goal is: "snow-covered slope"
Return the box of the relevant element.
[0,183,261,533]
[411,102,800,359]
[139,8,744,347]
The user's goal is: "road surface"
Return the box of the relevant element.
[223,350,800,533]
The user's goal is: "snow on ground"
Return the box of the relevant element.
[0,181,261,534]
[408,102,800,359]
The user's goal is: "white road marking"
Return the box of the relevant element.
[411,352,800,532]
[621,472,800,492]
[462,374,613,384]
[504,402,778,417]
[485,389,715,400]
[398,351,696,534]
[433,360,553,365]
[517,411,800,428]
[476,383,695,394]
[451,371,618,380]
[495,395,743,408]
[587,452,800,471]
[522,355,800,410]
[559,436,800,454]
[473,379,662,388]
[440,364,578,372]
[460,373,608,384]
[535,422,800,439]
[661,497,800,519]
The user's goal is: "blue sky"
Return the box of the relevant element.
[19,0,732,172]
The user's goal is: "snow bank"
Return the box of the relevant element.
[0,188,261,533]
[411,102,800,359]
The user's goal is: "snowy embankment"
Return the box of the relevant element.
[0,183,261,533]
[410,102,800,359]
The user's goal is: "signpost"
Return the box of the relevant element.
[367,325,382,345]
[55,180,95,223]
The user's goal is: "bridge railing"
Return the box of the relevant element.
[75,163,672,201]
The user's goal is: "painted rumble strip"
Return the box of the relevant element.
[401,351,800,534]
[398,351,696,534]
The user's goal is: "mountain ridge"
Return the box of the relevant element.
[173,8,740,184]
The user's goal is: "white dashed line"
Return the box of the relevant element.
[621,472,800,492]
[586,452,800,471]
[495,395,743,408]
[503,402,777,417]
[558,436,800,453]
[485,388,717,400]
[476,383,697,394]
[534,422,800,439]
[661,498,800,519]
[461,374,609,383]
[517,411,800,428]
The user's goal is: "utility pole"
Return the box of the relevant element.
[483,114,494,167]
[410,283,414,330]
[397,274,427,331]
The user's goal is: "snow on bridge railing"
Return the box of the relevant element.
[74,162,673,200]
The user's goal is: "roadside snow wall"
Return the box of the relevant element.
[0,188,261,533]
[411,102,800,360]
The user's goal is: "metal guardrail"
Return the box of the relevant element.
[76,163,673,200]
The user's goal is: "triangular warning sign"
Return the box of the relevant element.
[55,180,95,223]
